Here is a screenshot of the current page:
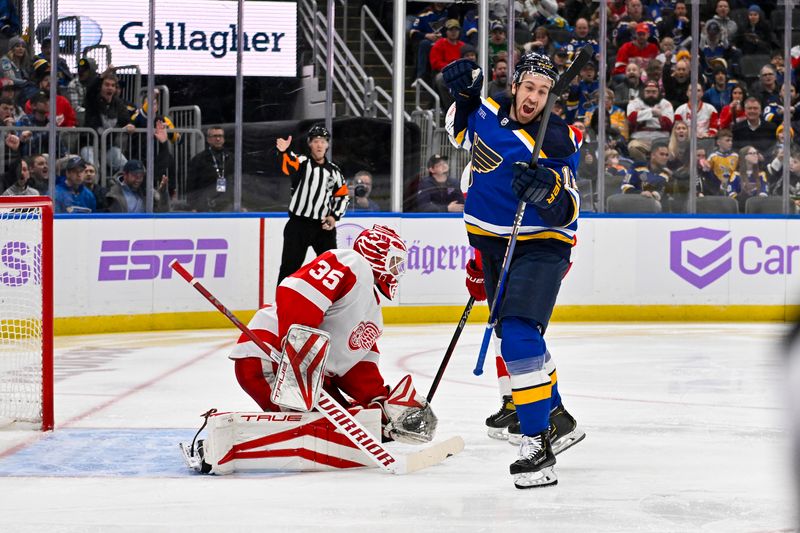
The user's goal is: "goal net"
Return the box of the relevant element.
[0,197,53,430]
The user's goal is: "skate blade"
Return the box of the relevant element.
[552,428,586,456]
[487,427,510,440]
[178,442,202,471]
[513,466,558,489]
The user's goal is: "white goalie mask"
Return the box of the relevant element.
[352,224,407,300]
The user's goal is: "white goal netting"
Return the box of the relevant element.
[0,203,47,427]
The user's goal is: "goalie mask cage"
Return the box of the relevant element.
[0,196,53,431]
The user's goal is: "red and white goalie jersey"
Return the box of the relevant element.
[230,248,387,408]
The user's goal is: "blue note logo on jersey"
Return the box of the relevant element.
[472,134,503,174]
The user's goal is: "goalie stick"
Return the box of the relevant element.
[169,259,464,474]
[473,44,594,376]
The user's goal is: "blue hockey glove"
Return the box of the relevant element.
[442,59,483,101]
[512,161,563,207]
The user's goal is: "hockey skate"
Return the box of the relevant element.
[507,406,585,454]
[179,439,212,474]
[485,395,518,440]
[549,404,586,455]
[510,431,557,489]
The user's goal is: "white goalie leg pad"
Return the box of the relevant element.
[271,325,330,412]
[183,409,382,474]
[380,375,438,444]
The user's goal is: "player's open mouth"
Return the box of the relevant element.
[522,104,535,115]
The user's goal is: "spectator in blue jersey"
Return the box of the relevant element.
[728,144,768,210]
[409,3,449,81]
[54,155,95,213]
[703,64,735,111]
[613,0,653,48]
[442,52,585,488]
[763,85,800,125]
[564,18,599,62]
[565,60,598,123]
[34,36,71,88]
[415,153,463,213]
[622,138,671,209]
[749,63,782,108]
[657,2,690,44]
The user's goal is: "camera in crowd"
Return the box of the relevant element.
[355,180,368,198]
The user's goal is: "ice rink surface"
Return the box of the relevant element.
[0,322,796,533]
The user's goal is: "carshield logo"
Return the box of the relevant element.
[670,227,732,289]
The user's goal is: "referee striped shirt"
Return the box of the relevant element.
[279,150,350,220]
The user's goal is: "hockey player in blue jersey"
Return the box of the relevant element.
[442,52,585,488]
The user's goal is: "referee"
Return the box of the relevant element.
[275,125,350,284]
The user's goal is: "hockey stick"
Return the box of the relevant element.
[473,45,594,376]
[169,259,464,474]
[426,296,474,402]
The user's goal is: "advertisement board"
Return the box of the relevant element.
[9,214,792,332]
[50,0,297,77]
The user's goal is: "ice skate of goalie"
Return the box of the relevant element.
[180,325,454,474]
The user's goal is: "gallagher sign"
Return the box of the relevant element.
[54,0,297,76]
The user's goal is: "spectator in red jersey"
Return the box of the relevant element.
[627,80,674,162]
[675,83,720,139]
[432,19,466,110]
[613,22,659,78]
[23,63,76,127]
[718,83,747,129]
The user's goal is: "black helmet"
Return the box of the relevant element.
[307,124,330,141]
[513,52,558,87]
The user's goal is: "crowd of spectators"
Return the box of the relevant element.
[2,1,799,215]
[407,0,800,213]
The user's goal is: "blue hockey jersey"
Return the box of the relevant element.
[449,94,582,247]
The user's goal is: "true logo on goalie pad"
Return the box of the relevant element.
[347,321,381,351]
[271,325,329,411]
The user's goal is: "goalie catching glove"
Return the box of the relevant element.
[370,375,437,444]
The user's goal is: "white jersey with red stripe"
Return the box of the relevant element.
[230,249,382,378]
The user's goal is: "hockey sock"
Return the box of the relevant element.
[494,333,512,398]
[501,317,551,435]
[545,350,562,411]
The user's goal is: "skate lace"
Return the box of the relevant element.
[520,434,544,459]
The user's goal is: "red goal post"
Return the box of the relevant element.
[0,196,53,431]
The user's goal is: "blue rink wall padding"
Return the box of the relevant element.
[0,429,288,478]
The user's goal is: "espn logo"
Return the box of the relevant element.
[0,241,41,287]
[98,238,228,281]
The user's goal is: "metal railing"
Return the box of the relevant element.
[0,124,98,162]
[299,0,395,119]
[411,78,441,127]
[360,4,392,75]
[113,65,142,108]
[81,44,112,74]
